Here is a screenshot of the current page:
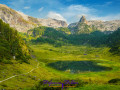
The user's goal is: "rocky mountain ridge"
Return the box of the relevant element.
[69,16,120,32]
[1,4,120,33]
[0,4,68,32]
[69,16,97,34]
[79,16,88,24]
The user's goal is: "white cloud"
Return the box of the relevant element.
[59,4,120,24]
[66,13,120,24]
[47,11,66,21]
[7,0,120,24]
[67,5,93,13]
[61,5,96,23]
[105,2,112,6]
[9,0,25,9]
[89,14,120,21]
[94,1,113,7]
[24,6,30,9]
[38,7,44,12]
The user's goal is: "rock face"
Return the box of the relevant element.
[0,4,68,32]
[0,4,40,32]
[79,16,88,24]
[38,18,68,28]
[69,16,96,34]
[69,16,120,32]
[87,20,120,31]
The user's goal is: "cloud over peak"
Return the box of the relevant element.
[24,6,30,9]
[47,11,66,21]
[38,7,44,12]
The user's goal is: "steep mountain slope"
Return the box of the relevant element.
[0,19,30,63]
[0,4,68,32]
[0,4,38,32]
[79,16,88,24]
[69,16,120,32]
[38,18,68,28]
[69,16,97,34]
[108,27,120,54]
[88,20,120,31]
[26,26,69,47]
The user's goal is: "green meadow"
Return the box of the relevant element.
[30,44,120,89]
[0,43,120,89]
[0,20,120,89]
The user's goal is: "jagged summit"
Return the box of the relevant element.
[0,4,8,7]
[68,16,98,34]
[69,16,120,32]
[79,16,88,24]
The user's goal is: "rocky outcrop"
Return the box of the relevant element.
[0,4,38,32]
[79,16,88,24]
[69,16,96,34]
[87,20,120,31]
[0,4,68,32]
[38,18,68,28]
[69,16,120,32]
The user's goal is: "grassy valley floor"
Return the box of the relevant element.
[0,44,120,89]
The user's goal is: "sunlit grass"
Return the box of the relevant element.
[69,84,120,90]
[0,43,120,89]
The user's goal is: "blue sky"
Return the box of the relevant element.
[1,0,120,23]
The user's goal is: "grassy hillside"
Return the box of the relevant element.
[0,21,120,90]
[30,44,120,90]
[0,19,30,63]
[26,26,69,47]
[108,27,120,54]
[25,26,115,47]
[0,43,120,89]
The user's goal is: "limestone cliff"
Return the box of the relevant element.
[69,16,120,32]
[0,4,68,32]
[69,16,96,34]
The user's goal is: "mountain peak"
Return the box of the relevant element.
[0,4,10,9]
[79,16,88,24]
[0,4,68,32]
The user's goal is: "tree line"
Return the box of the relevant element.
[26,26,120,55]
[0,19,30,63]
